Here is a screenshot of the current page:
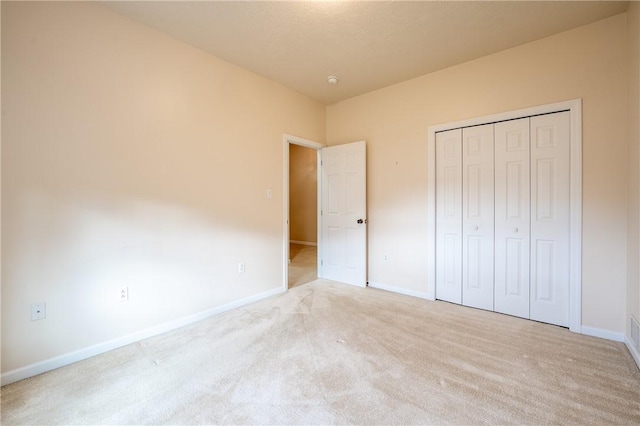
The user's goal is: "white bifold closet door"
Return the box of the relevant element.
[435,110,571,327]
[529,112,571,327]
[462,124,494,311]
[435,129,463,304]
[494,117,531,318]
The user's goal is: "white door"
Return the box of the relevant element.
[494,118,531,318]
[462,124,495,311]
[530,111,571,327]
[434,108,573,327]
[435,129,463,304]
[320,141,367,287]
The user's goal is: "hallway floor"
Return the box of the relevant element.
[288,243,317,288]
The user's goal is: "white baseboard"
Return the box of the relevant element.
[367,281,431,300]
[580,325,625,342]
[625,335,640,370]
[1,287,284,386]
[290,240,317,246]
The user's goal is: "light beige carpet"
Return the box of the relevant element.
[2,280,640,425]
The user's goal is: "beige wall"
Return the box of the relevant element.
[289,144,317,244]
[1,2,324,374]
[327,14,628,333]
[628,1,640,339]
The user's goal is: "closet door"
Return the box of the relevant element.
[494,118,531,318]
[462,124,494,310]
[530,111,570,327]
[435,129,462,304]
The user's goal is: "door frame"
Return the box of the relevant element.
[426,99,583,333]
[282,134,324,291]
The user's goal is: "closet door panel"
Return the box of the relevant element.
[530,111,571,327]
[494,118,531,319]
[462,124,494,311]
[436,129,462,304]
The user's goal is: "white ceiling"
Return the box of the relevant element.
[101,1,629,105]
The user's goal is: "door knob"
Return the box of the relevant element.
[474,225,479,231]
[514,227,519,233]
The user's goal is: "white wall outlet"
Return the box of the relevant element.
[119,286,129,302]
[383,254,389,262]
[266,189,273,199]
[31,302,46,321]
[238,262,246,273]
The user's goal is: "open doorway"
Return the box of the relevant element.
[283,135,368,290]
[283,134,324,290]
[288,143,318,288]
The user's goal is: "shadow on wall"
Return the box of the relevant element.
[289,144,317,244]
[1,186,281,373]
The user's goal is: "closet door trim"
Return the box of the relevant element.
[426,98,582,333]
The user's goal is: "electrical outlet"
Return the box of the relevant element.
[238,262,246,273]
[383,254,389,262]
[119,286,129,302]
[31,302,46,321]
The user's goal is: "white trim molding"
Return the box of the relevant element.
[580,326,625,343]
[625,336,640,370]
[368,281,432,300]
[427,99,582,333]
[1,287,284,386]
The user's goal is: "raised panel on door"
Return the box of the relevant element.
[462,124,494,311]
[436,129,462,304]
[494,118,531,319]
[530,111,570,327]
